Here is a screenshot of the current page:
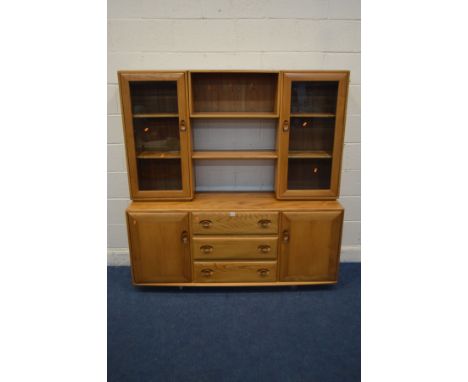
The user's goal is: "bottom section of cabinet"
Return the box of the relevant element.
[126,193,344,287]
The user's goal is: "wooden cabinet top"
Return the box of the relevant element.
[127,192,343,211]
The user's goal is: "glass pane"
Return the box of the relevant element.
[137,159,182,190]
[291,81,338,114]
[133,118,180,154]
[288,117,335,153]
[287,158,331,190]
[130,81,178,114]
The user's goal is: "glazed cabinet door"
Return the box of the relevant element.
[118,72,193,200]
[277,72,349,199]
[127,212,191,283]
[280,211,343,282]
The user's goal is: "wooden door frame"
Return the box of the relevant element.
[118,71,193,200]
[126,211,192,283]
[276,71,349,200]
[279,210,344,282]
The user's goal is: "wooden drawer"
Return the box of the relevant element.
[191,212,278,235]
[192,236,277,260]
[193,261,277,283]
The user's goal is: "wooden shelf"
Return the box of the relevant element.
[190,112,279,119]
[192,151,278,159]
[288,151,332,159]
[137,151,181,159]
[133,113,179,119]
[290,113,335,118]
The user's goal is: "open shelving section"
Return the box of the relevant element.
[188,72,281,192]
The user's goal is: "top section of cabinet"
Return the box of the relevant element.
[118,71,349,201]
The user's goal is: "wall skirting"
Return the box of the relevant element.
[107,246,361,266]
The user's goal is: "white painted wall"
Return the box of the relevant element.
[107,0,361,264]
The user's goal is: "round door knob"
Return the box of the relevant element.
[181,231,189,244]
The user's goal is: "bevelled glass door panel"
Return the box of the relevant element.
[287,158,332,190]
[137,158,182,190]
[277,72,349,199]
[290,81,338,114]
[130,81,178,115]
[133,118,180,155]
[118,72,192,200]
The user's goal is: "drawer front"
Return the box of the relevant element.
[191,212,278,235]
[193,261,277,283]
[192,236,277,260]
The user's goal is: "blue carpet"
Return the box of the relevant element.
[108,264,360,382]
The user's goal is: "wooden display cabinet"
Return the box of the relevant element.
[118,70,350,286]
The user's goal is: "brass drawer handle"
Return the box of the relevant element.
[283,230,289,242]
[181,231,189,244]
[258,219,272,228]
[201,268,214,277]
[199,219,212,229]
[179,119,187,132]
[200,245,214,254]
[283,119,289,132]
[257,268,270,277]
[257,245,271,254]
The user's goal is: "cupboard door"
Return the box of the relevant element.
[118,72,193,200]
[127,212,191,283]
[277,72,349,199]
[279,211,343,282]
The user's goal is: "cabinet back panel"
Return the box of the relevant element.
[191,73,278,113]
[194,159,275,192]
[192,119,277,151]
